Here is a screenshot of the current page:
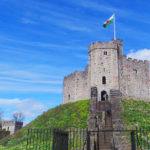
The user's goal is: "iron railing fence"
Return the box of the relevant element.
[26,128,87,150]
[135,126,150,150]
[25,128,140,150]
[26,128,53,150]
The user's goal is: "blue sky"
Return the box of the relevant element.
[0,0,150,125]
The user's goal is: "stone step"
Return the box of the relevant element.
[100,146,111,149]
[104,142,111,145]
[99,146,111,150]
[104,139,111,143]
[100,149,111,150]
[104,137,112,140]
[100,148,111,149]
[99,142,111,146]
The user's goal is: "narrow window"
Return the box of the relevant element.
[132,69,137,74]
[104,51,107,55]
[7,127,9,131]
[68,94,70,101]
[102,76,106,84]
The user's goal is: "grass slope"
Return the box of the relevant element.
[1,98,150,149]
[27,99,90,129]
[121,99,150,127]
[0,100,90,149]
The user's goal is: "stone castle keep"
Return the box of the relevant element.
[63,39,150,103]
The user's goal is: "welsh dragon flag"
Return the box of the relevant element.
[103,14,114,28]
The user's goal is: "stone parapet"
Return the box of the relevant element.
[88,39,123,53]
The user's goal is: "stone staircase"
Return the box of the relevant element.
[98,129,114,150]
[88,88,127,150]
[98,101,113,150]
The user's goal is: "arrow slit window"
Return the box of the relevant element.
[102,76,106,84]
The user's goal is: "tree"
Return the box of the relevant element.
[0,109,3,129]
[0,109,3,122]
[12,111,25,122]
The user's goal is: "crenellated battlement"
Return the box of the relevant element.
[2,121,15,126]
[88,39,123,53]
[64,65,88,80]
[122,55,149,65]
[126,57,149,65]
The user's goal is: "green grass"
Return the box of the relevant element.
[0,100,90,149]
[1,98,150,149]
[121,99,150,128]
[27,99,90,129]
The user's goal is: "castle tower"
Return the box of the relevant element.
[2,121,23,135]
[88,39,123,101]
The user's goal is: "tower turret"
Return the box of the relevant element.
[88,39,123,101]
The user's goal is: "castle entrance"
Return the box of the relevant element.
[101,91,108,101]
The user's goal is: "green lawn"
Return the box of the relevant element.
[121,99,150,128]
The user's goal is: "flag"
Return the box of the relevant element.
[103,14,114,28]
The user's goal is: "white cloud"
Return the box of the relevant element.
[0,35,86,51]
[0,98,20,105]
[127,49,150,61]
[81,1,118,12]
[16,99,45,111]
[0,98,47,119]
[0,82,62,93]
[0,76,62,84]
[0,63,63,93]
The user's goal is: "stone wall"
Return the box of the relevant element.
[63,39,150,103]
[63,66,89,104]
[2,121,23,135]
[120,56,150,101]
[110,89,131,150]
[2,121,15,135]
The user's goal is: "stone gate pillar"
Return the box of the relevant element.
[88,87,98,130]
[87,87,98,150]
[110,89,131,150]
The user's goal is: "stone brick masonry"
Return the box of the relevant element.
[2,121,23,135]
[63,39,150,103]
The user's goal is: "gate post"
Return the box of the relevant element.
[131,131,136,150]
[87,129,90,150]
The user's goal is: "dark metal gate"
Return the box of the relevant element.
[53,129,68,150]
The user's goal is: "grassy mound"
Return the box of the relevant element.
[27,99,90,129]
[0,100,90,150]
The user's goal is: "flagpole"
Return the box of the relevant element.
[114,14,116,40]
